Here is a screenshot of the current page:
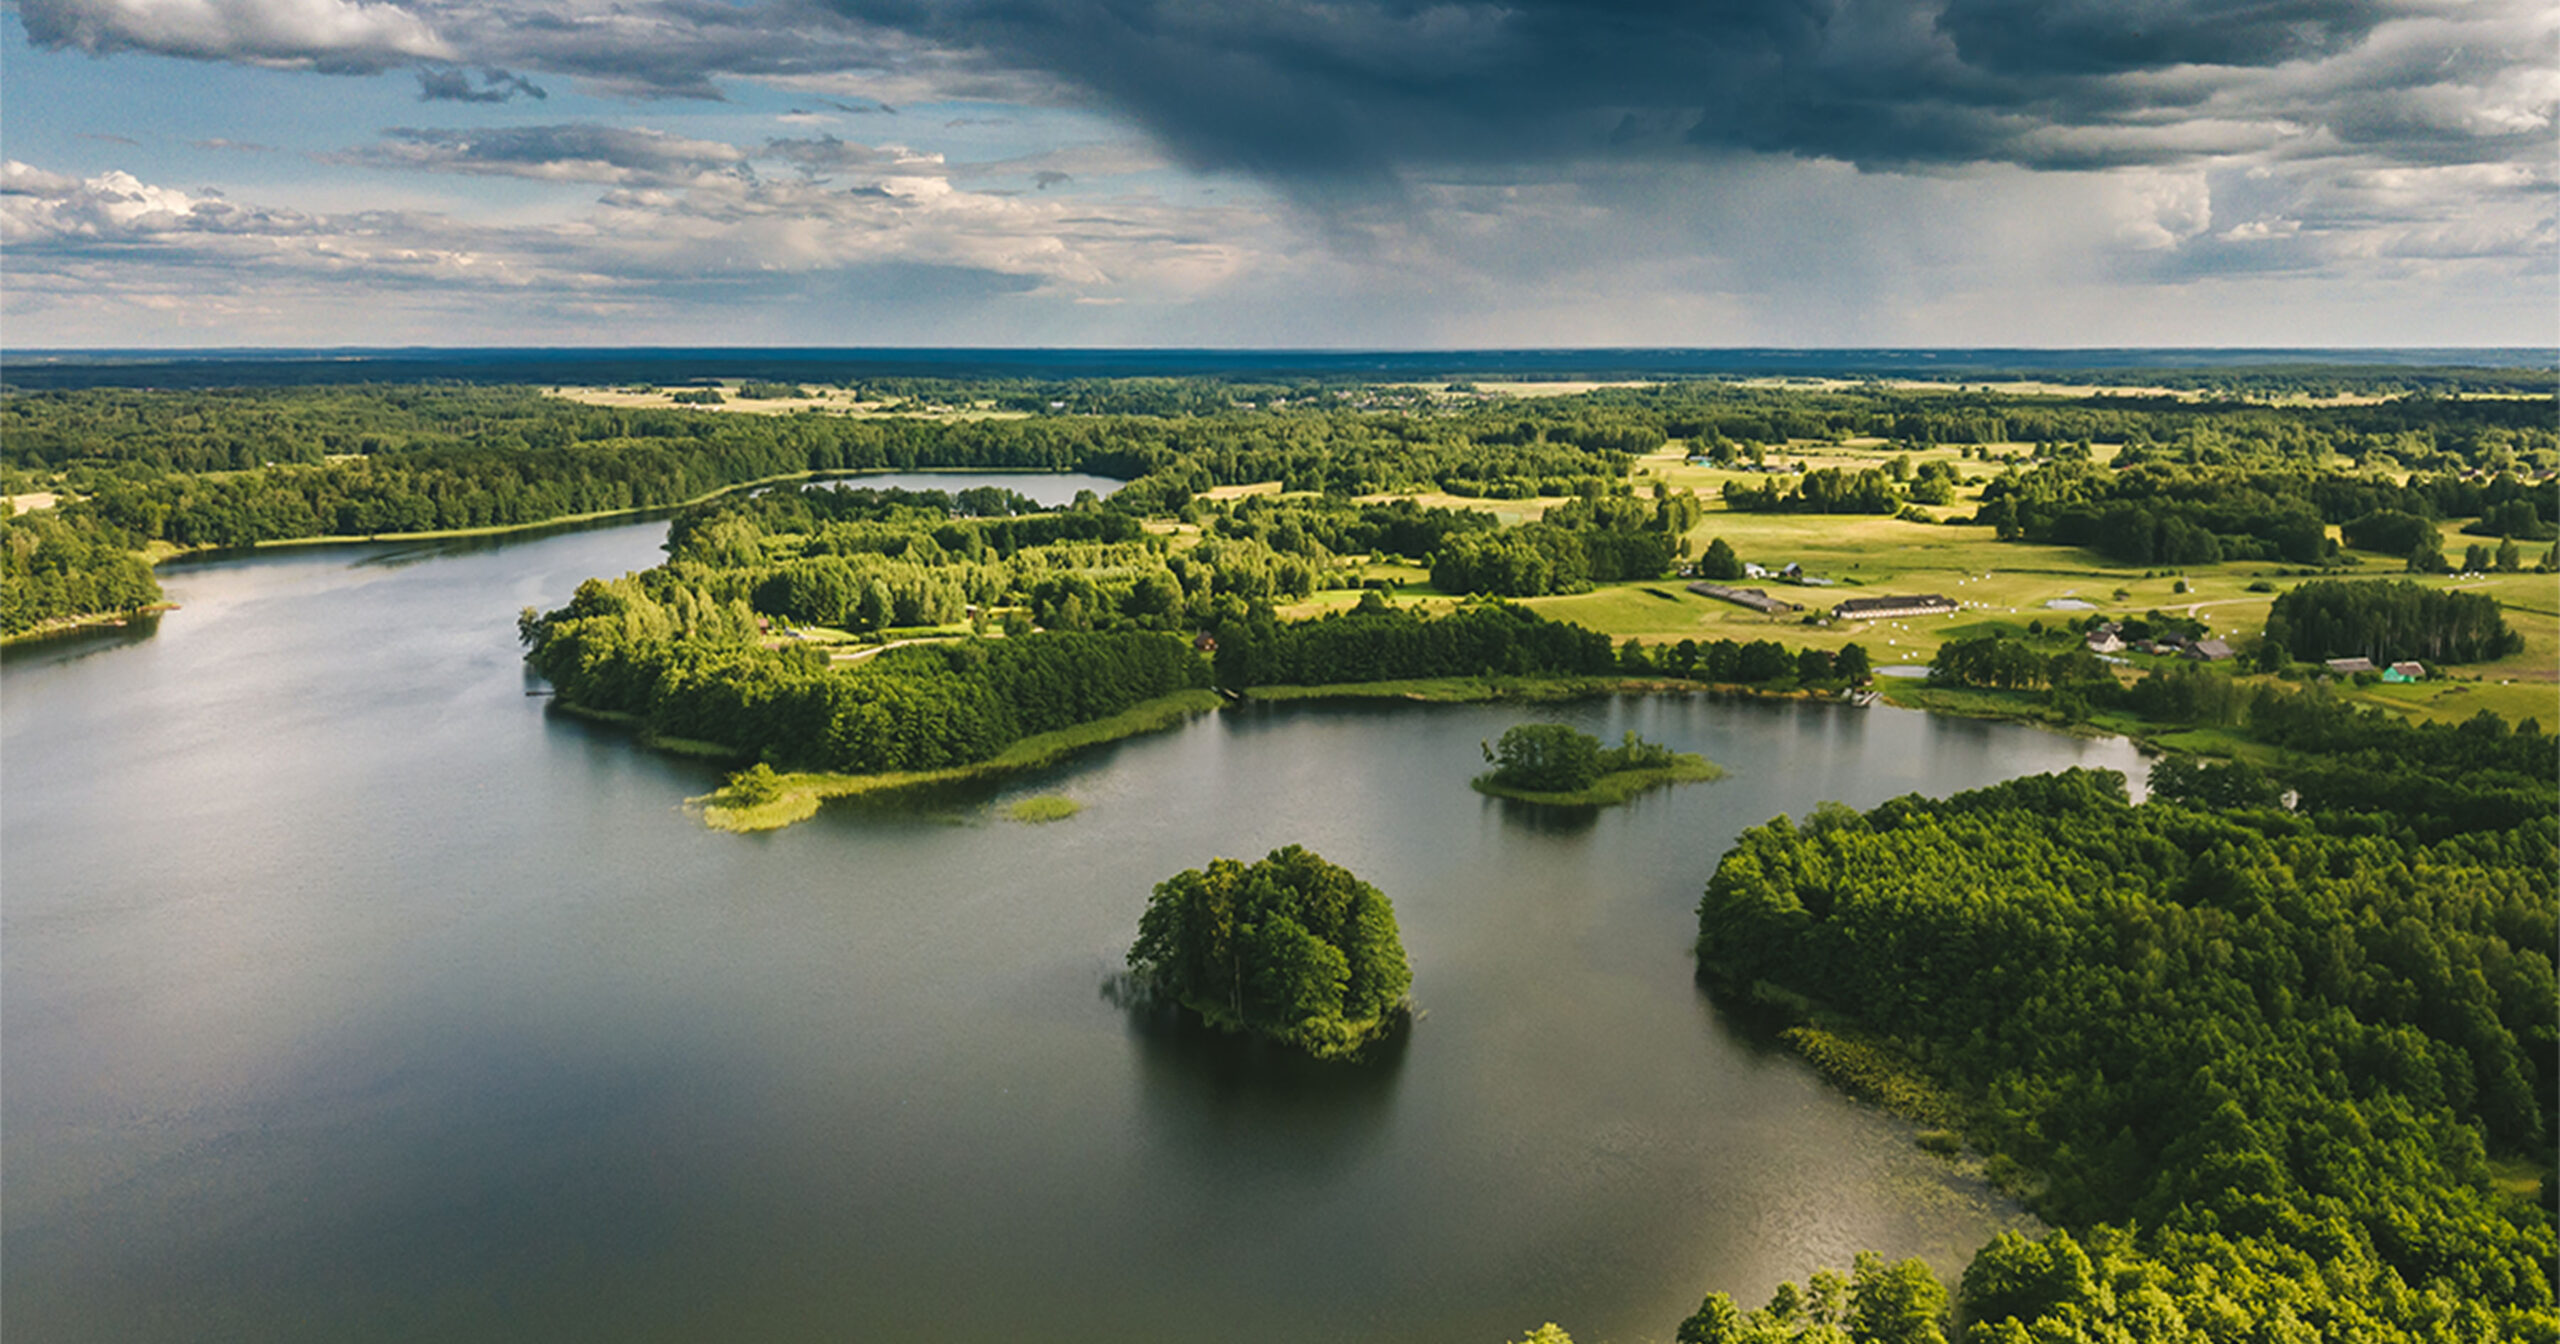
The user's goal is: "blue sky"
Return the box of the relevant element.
[5,0,2554,349]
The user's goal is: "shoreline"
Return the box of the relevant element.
[1,604,179,647]
[682,689,1227,832]
[580,672,2158,836]
[6,465,1120,643]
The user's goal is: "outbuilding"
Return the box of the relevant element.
[1831,594,1960,621]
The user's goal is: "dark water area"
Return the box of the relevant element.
[4,499,2146,1343]
[9,345,2548,388]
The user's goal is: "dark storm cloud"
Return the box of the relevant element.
[803,0,2544,179]
[16,0,2549,180]
[1930,0,2397,75]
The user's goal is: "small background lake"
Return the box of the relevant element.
[3,489,2142,1343]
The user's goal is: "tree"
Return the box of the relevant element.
[1127,845,1411,1059]
[1700,535,1745,580]
[1485,723,1604,792]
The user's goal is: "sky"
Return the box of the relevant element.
[3,0,2554,349]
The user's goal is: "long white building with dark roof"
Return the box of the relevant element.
[1831,594,1960,621]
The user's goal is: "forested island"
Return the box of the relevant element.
[1472,723,1723,806]
[1128,846,1412,1060]
[9,364,2555,1340]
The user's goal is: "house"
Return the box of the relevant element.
[2324,656,2377,675]
[2084,630,2125,654]
[1742,562,1770,579]
[2184,638,2234,662]
[2384,661,2426,682]
[1831,594,1960,621]
[1780,562,1803,580]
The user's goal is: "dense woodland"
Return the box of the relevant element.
[2265,579,2525,664]
[1696,752,2556,1341]
[1128,845,1412,1059]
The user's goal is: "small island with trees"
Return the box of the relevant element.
[1473,723,1723,806]
[1127,845,1413,1061]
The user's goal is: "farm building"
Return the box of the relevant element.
[1689,583,1802,615]
[1831,595,1960,621]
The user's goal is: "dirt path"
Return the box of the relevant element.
[828,636,960,665]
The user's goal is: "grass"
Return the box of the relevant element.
[1004,795,1083,823]
[1470,753,1724,806]
[1242,675,1632,703]
[696,689,1223,832]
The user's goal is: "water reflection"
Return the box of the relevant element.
[1115,985,1409,1176]
[0,615,160,667]
[1484,794,1602,835]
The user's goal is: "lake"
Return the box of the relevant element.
[2,496,2145,1343]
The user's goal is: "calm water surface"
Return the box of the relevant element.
[3,502,2142,1343]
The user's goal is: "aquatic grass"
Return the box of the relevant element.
[1004,795,1083,823]
[1780,1025,1960,1129]
[1243,675,1628,703]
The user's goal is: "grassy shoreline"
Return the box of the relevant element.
[1470,753,1726,806]
[690,689,1225,832]
[0,604,179,647]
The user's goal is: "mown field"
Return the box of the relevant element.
[1262,433,2556,728]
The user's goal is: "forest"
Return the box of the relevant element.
[2264,579,2525,665]
[1693,753,2556,1340]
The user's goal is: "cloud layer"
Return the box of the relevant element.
[8,0,2553,345]
[19,0,2553,179]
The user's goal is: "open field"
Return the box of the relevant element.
[1355,490,1571,525]
[1727,376,2545,408]
[1323,475,2558,728]
[549,384,1029,421]
[1199,481,1284,501]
